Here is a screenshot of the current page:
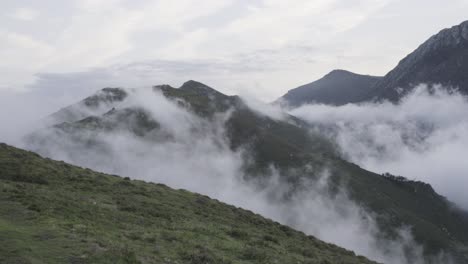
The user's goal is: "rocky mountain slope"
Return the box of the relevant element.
[0,143,376,264]
[366,20,468,102]
[279,20,468,105]
[25,81,468,263]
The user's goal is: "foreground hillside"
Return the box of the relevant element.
[0,143,375,264]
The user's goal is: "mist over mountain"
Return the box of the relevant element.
[2,3,468,263]
[290,85,468,210]
[279,20,468,106]
[19,80,468,263]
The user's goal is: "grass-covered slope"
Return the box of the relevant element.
[0,143,376,264]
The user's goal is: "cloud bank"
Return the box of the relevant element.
[290,85,468,210]
[3,0,468,100]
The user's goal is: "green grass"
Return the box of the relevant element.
[0,143,376,264]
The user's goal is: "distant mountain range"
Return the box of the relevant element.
[24,80,468,263]
[279,20,468,106]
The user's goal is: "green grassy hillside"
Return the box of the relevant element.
[0,143,376,264]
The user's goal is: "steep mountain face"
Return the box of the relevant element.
[25,81,468,263]
[0,143,377,264]
[279,70,381,107]
[279,20,468,105]
[365,20,468,102]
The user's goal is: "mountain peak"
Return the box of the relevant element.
[322,69,372,81]
[180,80,213,92]
[326,69,354,76]
[153,84,175,90]
[279,69,381,106]
[179,80,226,97]
[279,20,468,105]
[363,20,468,102]
[180,80,208,89]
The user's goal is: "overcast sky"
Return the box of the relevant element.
[1,0,468,102]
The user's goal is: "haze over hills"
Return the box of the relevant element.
[22,80,468,263]
[279,20,468,106]
[2,1,468,263]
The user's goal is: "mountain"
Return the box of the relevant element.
[365,20,468,102]
[279,20,468,105]
[0,143,377,263]
[278,70,382,107]
[47,87,129,125]
[25,80,468,262]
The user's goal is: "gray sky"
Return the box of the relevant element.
[1,0,468,101]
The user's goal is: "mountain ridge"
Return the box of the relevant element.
[279,70,382,107]
[365,20,468,101]
[279,20,468,105]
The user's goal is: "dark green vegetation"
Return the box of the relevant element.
[0,143,376,264]
[279,20,468,105]
[156,81,339,174]
[334,163,468,260]
[56,108,160,137]
[157,80,241,117]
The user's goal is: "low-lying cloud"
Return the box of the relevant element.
[15,87,452,263]
[290,85,468,210]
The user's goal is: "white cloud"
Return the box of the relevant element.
[9,7,39,21]
[1,0,468,100]
[0,30,53,89]
[290,85,468,210]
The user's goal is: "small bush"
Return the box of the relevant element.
[227,228,249,240]
[241,247,270,262]
[181,246,221,264]
[263,234,279,244]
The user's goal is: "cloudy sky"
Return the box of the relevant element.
[1,0,468,102]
